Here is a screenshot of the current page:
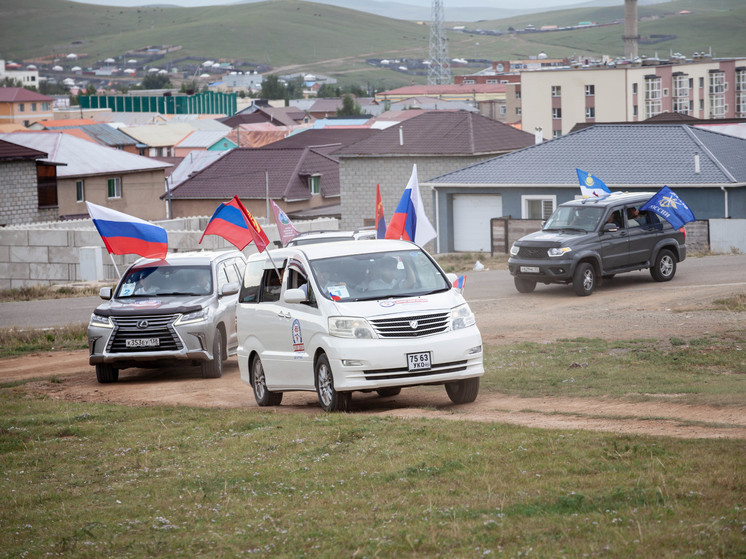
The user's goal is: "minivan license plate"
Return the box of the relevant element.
[126,338,159,348]
[520,266,539,273]
[407,352,431,371]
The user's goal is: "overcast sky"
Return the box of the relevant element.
[71,0,596,9]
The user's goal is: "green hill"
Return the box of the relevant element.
[0,0,743,89]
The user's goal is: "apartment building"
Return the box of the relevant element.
[520,56,746,138]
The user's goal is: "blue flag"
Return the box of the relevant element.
[640,186,696,230]
[576,168,611,198]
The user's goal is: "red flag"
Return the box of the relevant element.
[270,199,299,246]
[375,184,386,239]
[199,195,270,252]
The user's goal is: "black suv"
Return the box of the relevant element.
[508,192,687,296]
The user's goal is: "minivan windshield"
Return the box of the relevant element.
[117,264,213,298]
[543,206,605,233]
[309,249,451,301]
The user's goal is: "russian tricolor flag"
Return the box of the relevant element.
[199,195,269,252]
[384,164,436,247]
[86,201,168,259]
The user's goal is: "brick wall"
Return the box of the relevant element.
[0,216,338,289]
[0,160,58,226]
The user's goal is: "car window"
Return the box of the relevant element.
[117,264,212,297]
[239,260,264,303]
[309,249,450,301]
[260,268,283,302]
[544,206,603,232]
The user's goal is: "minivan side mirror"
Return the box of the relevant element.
[99,286,112,300]
[283,288,307,304]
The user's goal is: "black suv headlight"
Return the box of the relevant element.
[509,244,520,256]
[548,247,572,257]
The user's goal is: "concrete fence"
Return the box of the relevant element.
[0,216,338,289]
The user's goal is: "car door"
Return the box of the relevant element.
[268,260,323,390]
[626,207,662,266]
[599,207,629,271]
[252,264,293,388]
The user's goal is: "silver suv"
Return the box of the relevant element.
[88,250,246,382]
[508,192,687,296]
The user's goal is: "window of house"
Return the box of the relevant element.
[645,76,662,117]
[309,176,320,195]
[585,107,595,119]
[515,107,521,115]
[632,83,638,95]
[699,77,705,88]
[76,180,85,202]
[551,85,561,97]
[552,107,562,119]
[522,195,556,219]
[36,164,58,208]
[585,84,595,96]
[485,79,498,84]
[552,130,562,139]
[42,102,50,111]
[674,75,689,98]
[699,99,704,111]
[633,105,638,117]
[107,177,122,199]
[31,103,37,111]
[18,103,25,112]
[515,90,521,99]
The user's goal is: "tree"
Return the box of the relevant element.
[336,94,363,117]
[139,73,172,90]
[317,83,340,98]
[260,74,286,100]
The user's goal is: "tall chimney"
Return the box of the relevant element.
[623,0,639,60]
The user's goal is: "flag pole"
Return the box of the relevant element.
[265,170,270,223]
[108,252,122,279]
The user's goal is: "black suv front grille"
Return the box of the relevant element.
[518,247,548,259]
[107,314,183,353]
[370,312,449,338]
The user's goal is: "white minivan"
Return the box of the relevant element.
[236,239,484,411]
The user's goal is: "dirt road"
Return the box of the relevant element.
[2,264,744,439]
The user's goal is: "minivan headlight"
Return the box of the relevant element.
[548,247,572,257]
[89,313,112,328]
[176,308,209,325]
[451,303,476,331]
[328,316,376,339]
[509,244,520,256]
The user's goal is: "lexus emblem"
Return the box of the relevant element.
[137,320,149,329]
[409,320,419,330]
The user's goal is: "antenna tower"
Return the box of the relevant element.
[428,0,452,85]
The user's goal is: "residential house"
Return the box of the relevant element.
[28,118,140,154]
[0,132,172,221]
[333,110,536,236]
[424,124,746,253]
[0,138,56,225]
[119,122,196,157]
[174,130,236,157]
[221,103,311,128]
[0,87,54,126]
[306,97,378,119]
[164,147,340,221]
[0,59,40,90]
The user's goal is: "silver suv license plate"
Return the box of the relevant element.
[407,352,431,371]
[126,338,159,348]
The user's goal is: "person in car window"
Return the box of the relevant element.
[367,256,400,290]
[135,271,159,295]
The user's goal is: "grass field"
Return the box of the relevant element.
[1,385,744,557]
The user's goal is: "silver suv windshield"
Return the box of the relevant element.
[544,206,604,233]
[309,249,450,301]
[117,265,213,298]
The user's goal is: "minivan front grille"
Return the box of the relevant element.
[370,312,449,338]
[107,313,183,353]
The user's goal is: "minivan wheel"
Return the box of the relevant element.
[252,356,282,406]
[95,363,119,383]
[315,354,350,412]
[445,377,480,404]
[573,262,596,296]
[201,330,223,378]
[651,249,676,282]
[514,276,537,293]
